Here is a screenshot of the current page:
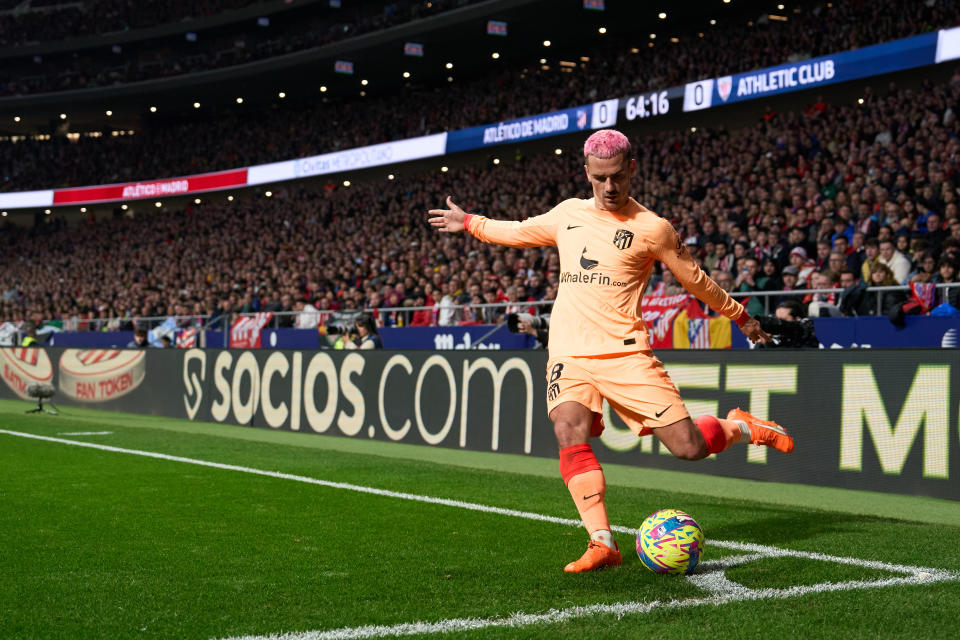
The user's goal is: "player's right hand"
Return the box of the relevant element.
[427,196,468,233]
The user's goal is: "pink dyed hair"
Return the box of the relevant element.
[583,129,632,160]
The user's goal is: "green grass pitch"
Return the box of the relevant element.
[1,398,959,639]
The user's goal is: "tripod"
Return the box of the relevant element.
[26,396,59,415]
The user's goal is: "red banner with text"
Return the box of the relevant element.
[53,168,248,205]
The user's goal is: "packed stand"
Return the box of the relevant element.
[0,0,483,94]
[2,77,960,339]
[3,0,954,96]
[1,0,958,192]
[2,0,289,47]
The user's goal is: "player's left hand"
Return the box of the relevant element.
[738,316,772,344]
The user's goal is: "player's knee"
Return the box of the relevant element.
[672,441,708,461]
[553,417,589,448]
[553,419,577,445]
[668,430,708,461]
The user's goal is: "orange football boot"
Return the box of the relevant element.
[727,407,794,453]
[564,539,622,573]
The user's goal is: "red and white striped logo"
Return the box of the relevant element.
[229,313,274,349]
[0,347,53,400]
[176,328,199,349]
[59,349,146,402]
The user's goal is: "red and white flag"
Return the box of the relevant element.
[176,328,199,349]
[642,294,690,348]
[910,282,937,314]
[229,313,274,348]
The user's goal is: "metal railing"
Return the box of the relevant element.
[6,283,959,341]
[726,282,960,315]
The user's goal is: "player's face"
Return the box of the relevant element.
[584,153,635,211]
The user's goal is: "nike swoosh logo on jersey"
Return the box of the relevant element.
[567,224,582,230]
[655,404,672,418]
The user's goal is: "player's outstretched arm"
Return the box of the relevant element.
[427,195,560,248]
[427,196,468,233]
[652,218,771,344]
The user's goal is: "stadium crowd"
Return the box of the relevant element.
[0,0,260,47]
[0,0,477,47]
[1,0,956,192]
[2,74,960,334]
[0,0,481,95]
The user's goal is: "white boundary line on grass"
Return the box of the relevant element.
[2,428,957,640]
[58,431,113,436]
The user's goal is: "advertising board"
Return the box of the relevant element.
[2,347,957,500]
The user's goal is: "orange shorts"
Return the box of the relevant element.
[545,351,690,436]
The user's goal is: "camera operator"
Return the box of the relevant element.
[507,312,550,349]
[344,314,382,350]
[754,300,820,348]
[323,309,364,349]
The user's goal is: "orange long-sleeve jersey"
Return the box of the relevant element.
[465,197,746,358]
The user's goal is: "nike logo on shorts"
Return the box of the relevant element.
[655,404,672,418]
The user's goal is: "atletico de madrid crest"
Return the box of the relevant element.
[613,229,634,250]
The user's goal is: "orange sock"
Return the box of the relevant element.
[694,415,749,454]
[567,470,609,534]
[559,444,609,535]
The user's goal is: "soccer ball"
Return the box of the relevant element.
[635,509,704,574]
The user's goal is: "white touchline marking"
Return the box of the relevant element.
[58,431,113,436]
[215,571,957,640]
[1,428,956,640]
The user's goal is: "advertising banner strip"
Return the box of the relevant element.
[0,189,54,209]
[936,25,960,63]
[445,102,615,153]
[683,31,939,112]
[247,134,449,185]
[52,168,249,205]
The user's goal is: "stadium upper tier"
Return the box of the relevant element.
[0,0,487,96]
[2,9,960,200]
[0,0,268,48]
[1,0,954,99]
[2,0,957,196]
[0,0,479,48]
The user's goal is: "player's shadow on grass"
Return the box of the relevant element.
[705,506,907,546]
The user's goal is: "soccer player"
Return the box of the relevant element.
[427,129,793,573]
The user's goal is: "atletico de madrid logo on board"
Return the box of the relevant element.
[613,229,634,250]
